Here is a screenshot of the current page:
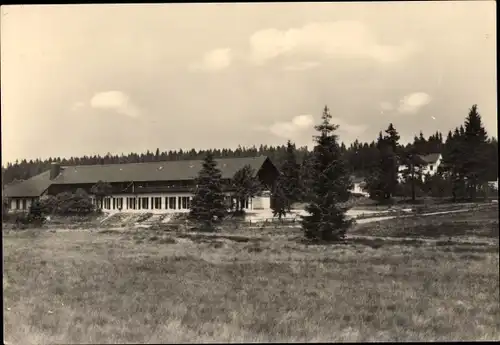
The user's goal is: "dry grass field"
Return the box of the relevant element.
[3,206,499,343]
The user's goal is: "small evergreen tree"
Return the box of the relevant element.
[189,153,227,231]
[399,147,426,202]
[301,106,353,242]
[90,180,113,209]
[231,165,262,214]
[28,199,45,225]
[271,176,290,221]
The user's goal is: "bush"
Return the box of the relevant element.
[2,198,10,221]
[39,191,97,216]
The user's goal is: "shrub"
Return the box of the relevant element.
[39,191,97,216]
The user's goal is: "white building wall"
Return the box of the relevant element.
[252,196,270,210]
[95,192,261,213]
[351,183,369,197]
[398,154,443,182]
[421,155,442,176]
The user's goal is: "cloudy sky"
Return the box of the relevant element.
[1,2,496,165]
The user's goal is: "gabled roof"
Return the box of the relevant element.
[3,156,273,198]
[3,170,52,198]
[418,153,441,164]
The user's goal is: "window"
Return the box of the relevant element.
[168,197,176,210]
[141,197,149,210]
[127,197,136,210]
[153,197,162,209]
[15,199,20,210]
[116,198,123,210]
[112,198,116,210]
[430,165,434,171]
[180,196,190,209]
[22,199,27,210]
[104,198,111,209]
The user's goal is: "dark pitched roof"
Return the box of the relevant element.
[3,170,52,198]
[51,156,270,184]
[418,153,442,164]
[3,156,273,198]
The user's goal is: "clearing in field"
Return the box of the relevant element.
[3,206,499,343]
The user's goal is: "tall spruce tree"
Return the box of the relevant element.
[189,153,227,230]
[463,104,489,200]
[301,106,353,242]
[280,140,302,205]
[383,123,401,199]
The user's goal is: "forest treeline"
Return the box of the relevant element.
[2,105,498,191]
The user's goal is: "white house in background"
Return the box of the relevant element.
[351,175,369,197]
[487,179,498,191]
[3,156,280,214]
[398,153,443,182]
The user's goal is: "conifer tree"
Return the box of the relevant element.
[280,140,302,205]
[399,146,425,201]
[271,176,290,221]
[189,153,227,230]
[231,165,261,214]
[365,124,400,201]
[463,104,489,200]
[301,106,353,242]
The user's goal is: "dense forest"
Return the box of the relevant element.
[2,104,498,196]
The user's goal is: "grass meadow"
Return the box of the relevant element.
[3,205,499,343]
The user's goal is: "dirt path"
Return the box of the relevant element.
[355,208,473,225]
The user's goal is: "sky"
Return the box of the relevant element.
[1,2,497,165]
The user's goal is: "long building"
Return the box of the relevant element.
[3,156,280,213]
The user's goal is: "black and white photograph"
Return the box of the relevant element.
[2,2,498,343]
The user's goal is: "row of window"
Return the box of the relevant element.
[11,198,34,210]
[97,196,192,211]
[96,196,251,211]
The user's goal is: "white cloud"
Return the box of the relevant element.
[90,91,141,118]
[248,21,420,65]
[260,113,366,142]
[189,48,232,72]
[397,92,432,114]
[283,61,320,71]
[268,114,314,138]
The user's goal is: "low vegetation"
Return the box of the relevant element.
[4,209,499,343]
[352,204,499,239]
